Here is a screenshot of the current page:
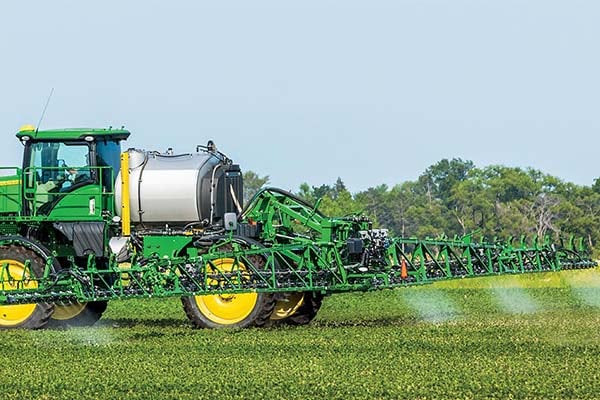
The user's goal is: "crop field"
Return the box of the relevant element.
[2,269,600,400]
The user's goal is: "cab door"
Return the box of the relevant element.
[24,141,104,221]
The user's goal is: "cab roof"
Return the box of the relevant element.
[16,126,131,142]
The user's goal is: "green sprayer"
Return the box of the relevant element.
[0,126,596,329]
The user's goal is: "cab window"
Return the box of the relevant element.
[28,142,92,189]
[96,140,121,190]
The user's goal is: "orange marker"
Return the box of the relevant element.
[401,259,408,280]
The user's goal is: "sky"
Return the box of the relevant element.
[1,0,598,193]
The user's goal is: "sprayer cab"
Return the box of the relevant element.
[15,126,130,217]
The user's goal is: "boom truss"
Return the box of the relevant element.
[0,188,596,305]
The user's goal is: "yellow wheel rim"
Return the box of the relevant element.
[0,259,38,327]
[270,292,305,321]
[194,258,258,325]
[52,302,86,321]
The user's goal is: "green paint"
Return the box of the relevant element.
[0,172,21,214]
[142,236,194,258]
[16,127,130,141]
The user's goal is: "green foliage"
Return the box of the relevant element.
[243,171,270,205]
[418,158,474,204]
[1,270,599,399]
[318,188,357,217]
[298,177,359,217]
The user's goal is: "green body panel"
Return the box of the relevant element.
[142,236,194,258]
[44,185,105,221]
[0,172,22,215]
[16,127,130,142]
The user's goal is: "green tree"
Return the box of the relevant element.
[243,171,270,204]
[386,182,423,237]
[554,185,600,255]
[480,166,540,203]
[354,184,389,227]
[592,178,600,194]
[318,187,358,217]
[296,178,359,217]
[297,182,315,203]
[418,158,475,204]
[449,169,495,236]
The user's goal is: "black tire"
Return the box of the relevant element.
[182,292,275,329]
[181,237,276,329]
[284,292,324,326]
[0,245,54,329]
[48,301,108,328]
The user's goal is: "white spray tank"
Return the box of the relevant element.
[114,144,243,227]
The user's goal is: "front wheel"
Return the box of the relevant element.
[181,238,275,329]
[183,290,275,329]
[0,245,54,329]
[182,258,275,328]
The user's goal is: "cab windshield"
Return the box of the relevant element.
[27,142,92,194]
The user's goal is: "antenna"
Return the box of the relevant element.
[36,88,54,133]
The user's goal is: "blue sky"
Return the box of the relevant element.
[1,1,598,192]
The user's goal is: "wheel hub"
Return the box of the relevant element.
[194,258,259,325]
[271,292,305,320]
[0,259,38,327]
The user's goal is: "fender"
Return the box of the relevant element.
[0,235,60,274]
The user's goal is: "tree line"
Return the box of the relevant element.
[243,159,600,256]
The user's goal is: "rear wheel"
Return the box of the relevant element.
[270,292,307,321]
[182,239,275,329]
[48,301,108,328]
[281,292,323,326]
[0,245,54,329]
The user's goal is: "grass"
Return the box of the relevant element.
[1,269,600,399]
